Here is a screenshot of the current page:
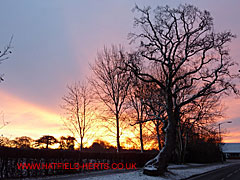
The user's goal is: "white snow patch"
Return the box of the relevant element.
[144,166,158,171]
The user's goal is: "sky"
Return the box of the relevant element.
[0,0,239,144]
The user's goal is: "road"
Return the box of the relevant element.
[188,161,240,180]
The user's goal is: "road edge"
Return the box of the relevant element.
[181,163,236,180]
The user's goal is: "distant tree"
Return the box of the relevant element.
[143,82,167,151]
[125,4,239,175]
[59,136,67,149]
[185,134,221,163]
[35,135,58,149]
[61,81,94,151]
[0,135,10,147]
[176,93,223,163]
[59,136,75,150]
[13,136,33,149]
[129,78,166,152]
[128,79,148,152]
[90,142,105,152]
[65,136,75,150]
[90,46,132,152]
[89,139,115,152]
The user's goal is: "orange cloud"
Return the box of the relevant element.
[223,132,240,143]
[0,90,131,148]
[0,90,69,139]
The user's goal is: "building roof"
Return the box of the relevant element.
[221,143,240,153]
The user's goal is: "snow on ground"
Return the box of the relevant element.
[77,163,233,180]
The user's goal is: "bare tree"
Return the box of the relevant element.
[61,82,94,151]
[143,82,167,151]
[125,4,239,175]
[59,136,76,150]
[129,80,166,152]
[90,46,132,152]
[176,93,224,163]
[0,37,13,82]
[128,79,148,152]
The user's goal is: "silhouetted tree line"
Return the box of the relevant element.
[184,135,222,163]
[0,135,75,150]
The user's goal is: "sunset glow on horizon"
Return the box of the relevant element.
[0,89,147,149]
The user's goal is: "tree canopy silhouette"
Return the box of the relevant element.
[125,4,239,175]
[35,135,58,149]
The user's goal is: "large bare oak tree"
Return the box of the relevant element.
[126,4,239,175]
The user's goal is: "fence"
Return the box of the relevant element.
[0,147,157,179]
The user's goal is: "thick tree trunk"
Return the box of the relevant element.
[177,126,183,164]
[182,133,188,164]
[116,113,121,153]
[139,123,144,153]
[143,105,178,176]
[156,122,162,151]
[79,137,83,151]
